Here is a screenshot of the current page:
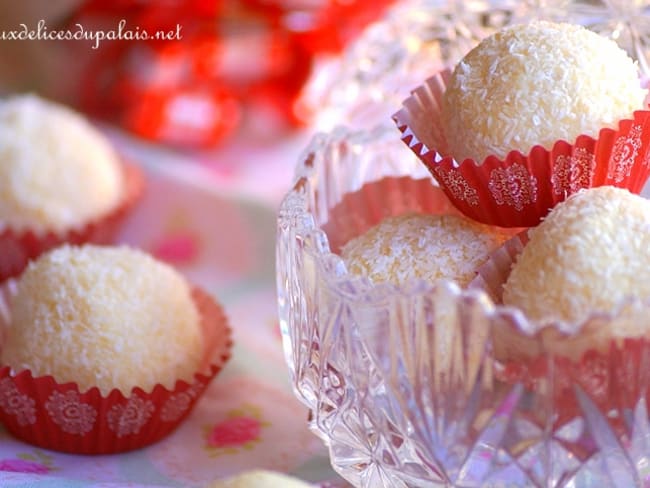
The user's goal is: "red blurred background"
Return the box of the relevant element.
[0,0,395,148]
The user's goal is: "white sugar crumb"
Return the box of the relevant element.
[2,244,203,395]
[341,213,509,287]
[503,186,650,328]
[442,21,647,163]
[207,470,312,488]
[0,95,123,233]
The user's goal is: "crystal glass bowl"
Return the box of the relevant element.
[276,124,650,487]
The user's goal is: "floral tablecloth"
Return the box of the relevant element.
[0,130,343,487]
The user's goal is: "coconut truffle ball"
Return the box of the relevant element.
[206,470,312,488]
[503,186,650,326]
[1,244,203,395]
[341,212,509,287]
[0,95,123,233]
[441,21,647,163]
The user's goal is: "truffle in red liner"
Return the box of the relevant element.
[0,95,145,281]
[322,175,465,255]
[468,189,650,425]
[0,246,232,454]
[393,21,650,228]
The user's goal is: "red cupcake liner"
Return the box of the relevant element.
[471,234,650,426]
[393,68,650,227]
[0,286,232,454]
[0,160,145,282]
[499,336,650,429]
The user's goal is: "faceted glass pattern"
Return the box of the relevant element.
[276,124,650,487]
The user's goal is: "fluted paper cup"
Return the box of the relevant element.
[393,68,650,227]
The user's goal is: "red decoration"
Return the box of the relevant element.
[121,86,241,148]
[69,0,397,148]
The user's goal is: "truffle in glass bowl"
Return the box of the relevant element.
[276,124,650,488]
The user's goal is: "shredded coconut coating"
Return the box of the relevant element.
[207,470,312,488]
[0,95,123,233]
[503,186,650,327]
[341,213,509,287]
[2,245,203,395]
[442,21,647,163]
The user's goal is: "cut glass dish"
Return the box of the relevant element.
[278,1,650,486]
[277,124,650,487]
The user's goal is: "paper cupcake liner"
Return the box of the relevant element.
[0,161,145,282]
[467,232,545,363]
[393,68,650,227]
[499,337,650,429]
[0,286,232,455]
[471,234,650,426]
[467,231,529,304]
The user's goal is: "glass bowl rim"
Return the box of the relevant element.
[279,123,650,343]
